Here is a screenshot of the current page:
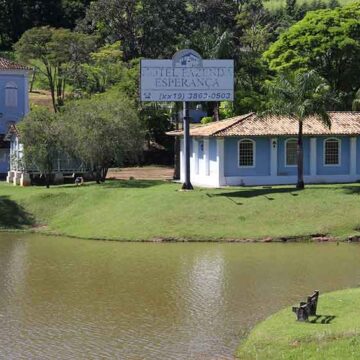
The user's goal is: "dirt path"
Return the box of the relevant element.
[107,166,174,181]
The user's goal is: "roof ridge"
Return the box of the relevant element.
[212,112,255,136]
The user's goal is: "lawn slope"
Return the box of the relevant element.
[237,288,360,359]
[264,0,354,11]
[1,181,360,241]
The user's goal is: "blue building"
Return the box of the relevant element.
[177,108,208,123]
[1,57,86,186]
[0,57,30,177]
[168,112,360,187]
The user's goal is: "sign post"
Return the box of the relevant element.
[140,49,234,190]
[182,101,193,190]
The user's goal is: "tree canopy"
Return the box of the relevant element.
[264,3,360,107]
[0,0,90,49]
[4,0,360,166]
[18,108,60,187]
[60,95,144,183]
[15,26,97,111]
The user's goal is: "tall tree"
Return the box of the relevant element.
[15,27,97,111]
[286,0,297,18]
[60,95,144,183]
[79,0,140,60]
[139,0,188,58]
[78,41,124,94]
[264,3,360,109]
[61,0,91,28]
[233,0,272,114]
[18,108,60,188]
[188,0,238,32]
[0,0,88,49]
[266,70,336,189]
[80,0,189,60]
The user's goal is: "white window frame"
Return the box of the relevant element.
[323,137,341,167]
[5,82,18,108]
[238,139,256,168]
[284,138,298,167]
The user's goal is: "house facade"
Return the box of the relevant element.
[168,112,360,187]
[0,57,88,186]
[0,57,30,177]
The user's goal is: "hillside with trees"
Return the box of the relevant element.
[1,0,360,170]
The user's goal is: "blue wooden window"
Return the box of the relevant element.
[5,82,18,108]
[239,139,255,167]
[285,139,297,166]
[324,138,340,165]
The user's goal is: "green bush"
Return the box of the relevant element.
[201,116,213,124]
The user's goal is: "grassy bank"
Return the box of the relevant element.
[237,288,360,359]
[264,0,354,11]
[1,181,360,241]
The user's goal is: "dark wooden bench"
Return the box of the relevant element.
[292,290,319,321]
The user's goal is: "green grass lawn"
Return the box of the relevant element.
[237,288,360,359]
[264,0,354,11]
[1,180,360,241]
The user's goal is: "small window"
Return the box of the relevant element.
[5,82,18,108]
[198,140,204,153]
[324,138,340,165]
[239,139,255,167]
[0,149,7,163]
[285,139,297,166]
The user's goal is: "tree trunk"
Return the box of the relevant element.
[95,166,102,184]
[45,173,51,189]
[173,136,180,180]
[213,102,220,121]
[45,64,57,113]
[101,167,108,182]
[297,120,305,189]
[56,74,64,107]
[30,68,36,93]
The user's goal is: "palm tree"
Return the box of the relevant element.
[266,70,336,189]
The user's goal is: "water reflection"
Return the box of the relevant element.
[0,234,360,359]
[182,250,227,358]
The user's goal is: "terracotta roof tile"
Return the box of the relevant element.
[0,57,31,71]
[167,113,254,136]
[167,112,360,137]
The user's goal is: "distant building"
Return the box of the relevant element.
[0,57,87,186]
[177,109,208,124]
[0,57,30,178]
[168,112,360,187]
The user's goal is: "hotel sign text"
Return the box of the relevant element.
[140,50,234,102]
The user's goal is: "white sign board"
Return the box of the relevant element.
[140,49,234,102]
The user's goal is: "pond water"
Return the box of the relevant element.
[1,233,360,359]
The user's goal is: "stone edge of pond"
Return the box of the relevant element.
[2,228,360,243]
